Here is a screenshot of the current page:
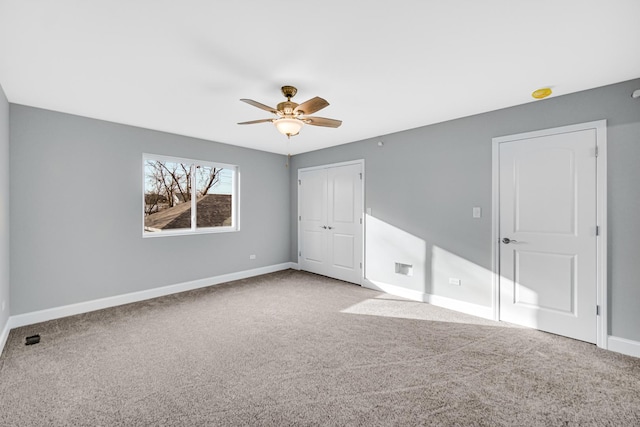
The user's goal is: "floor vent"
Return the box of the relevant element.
[25,335,41,346]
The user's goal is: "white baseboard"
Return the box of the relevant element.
[362,279,494,320]
[7,262,295,331]
[7,265,635,362]
[0,317,10,356]
[607,336,640,359]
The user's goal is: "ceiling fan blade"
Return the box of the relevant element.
[240,99,278,114]
[304,116,342,128]
[237,118,274,125]
[294,97,329,115]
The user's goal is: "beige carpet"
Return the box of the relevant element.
[1,270,639,426]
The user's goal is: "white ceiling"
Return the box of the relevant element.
[1,1,639,155]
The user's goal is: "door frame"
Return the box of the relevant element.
[297,159,365,285]
[491,120,607,348]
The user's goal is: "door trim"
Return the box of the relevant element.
[297,159,365,285]
[491,120,607,348]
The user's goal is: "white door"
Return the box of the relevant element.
[299,168,328,276]
[498,128,598,343]
[299,162,363,284]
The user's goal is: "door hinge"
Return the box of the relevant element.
[298,179,301,185]
[596,305,600,316]
[360,262,362,269]
[299,215,301,221]
[595,146,599,157]
[299,251,301,257]
[359,172,362,180]
[360,218,362,224]
[596,225,600,236]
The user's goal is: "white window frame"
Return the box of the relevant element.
[142,153,239,237]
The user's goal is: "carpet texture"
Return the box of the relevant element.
[1,270,639,426]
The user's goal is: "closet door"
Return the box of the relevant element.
[298,162,363,285]
[326,163,363,283]
[299,168,328,276]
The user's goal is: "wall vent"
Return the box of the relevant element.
[395,262,413,277]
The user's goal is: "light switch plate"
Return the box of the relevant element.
[473,207,481,218]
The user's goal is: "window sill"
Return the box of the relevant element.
[142,226,239,238]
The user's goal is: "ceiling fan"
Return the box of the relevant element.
[238,86,342,138]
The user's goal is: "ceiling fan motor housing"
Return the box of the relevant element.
[277,101,298,116]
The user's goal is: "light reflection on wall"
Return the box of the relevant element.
[364,214,494,311]
[365,214,427,294]
[431,245,493,307]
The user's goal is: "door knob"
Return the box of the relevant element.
[502,237,518,244]
[320,226,327,229]
[327,226,334,230]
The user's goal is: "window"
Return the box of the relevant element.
[143,154,238,236]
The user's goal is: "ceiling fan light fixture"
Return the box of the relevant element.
[274,118,303,138]
[239,86,341,139]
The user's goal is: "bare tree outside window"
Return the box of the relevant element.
[143,156,236,234]
[195,165,232,228]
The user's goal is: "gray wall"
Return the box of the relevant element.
[0,84,9,332]
[290,78,640,341]
[10,105,290,315]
